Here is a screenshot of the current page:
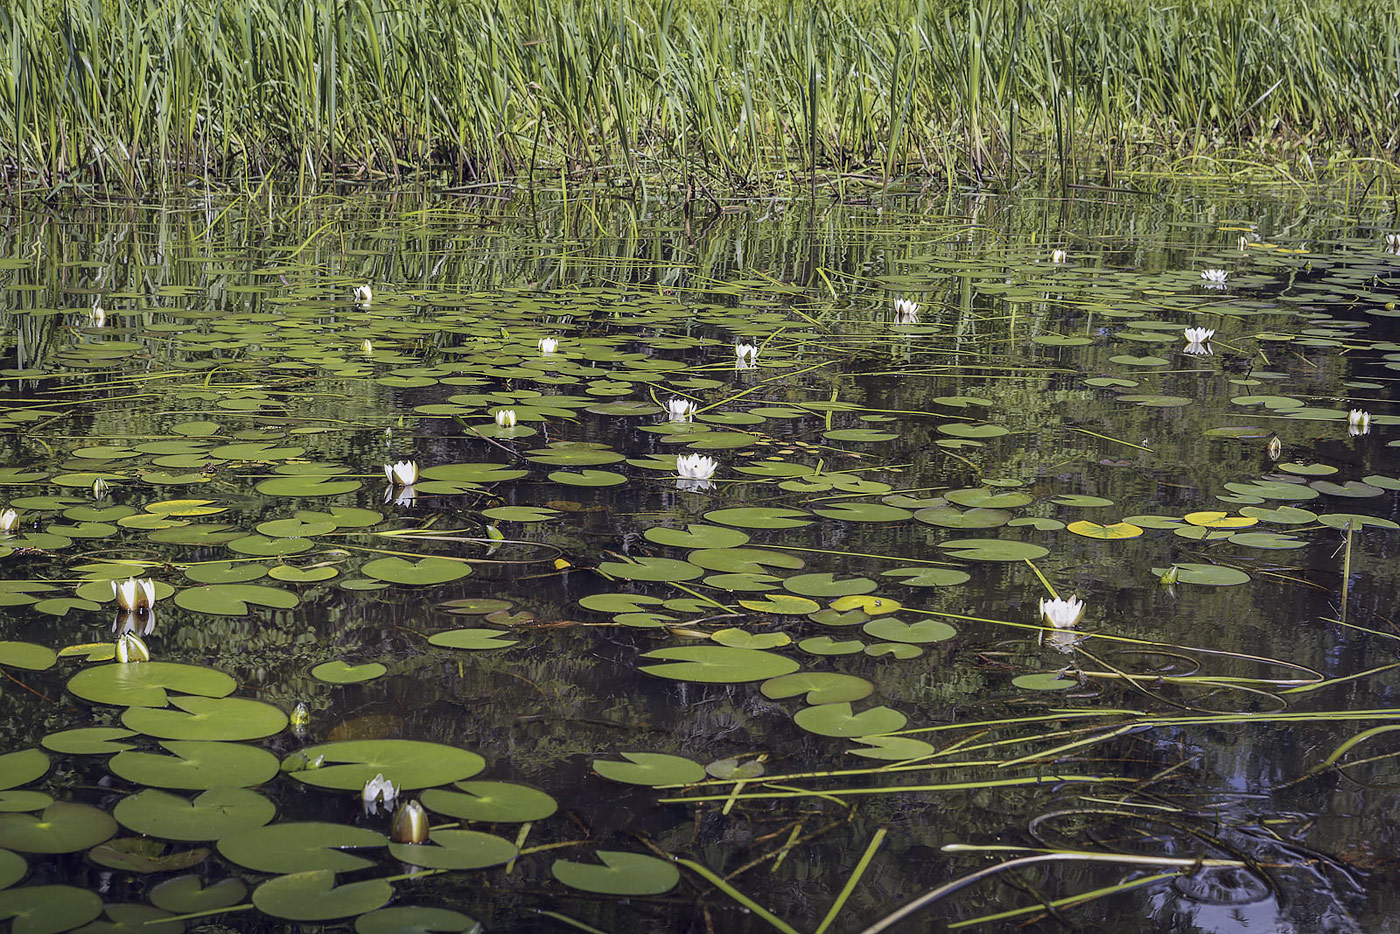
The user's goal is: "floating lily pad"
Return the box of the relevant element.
[311,661,388,683]
[597,557,703,582]
[1318,514,1400,531]
[355,907,480,934]
[939,538,1050,562]
[173,583,300,615]
[711,628,791,649]
[252,870,392,922]
[67,663,236,708]
[362,557,472,585]
[420,781,557,823]
[0,885,103,934]
[761,672,873,705]
[109,740,280,790]
[552,851,679,896]
[0,751,47,792]
[736,594,821,615]
[148,876,247,914]
[847,736,938,761]
[643,524,751,549]
[388,830,517,869]
[1149,563,1251,586]
[0,803,116,853]
[88,837,210,874]
[880,567,971,587]
[0,644,55,672]
[862,617,957,643]
[793,703,907,737]
[113,787,276,841]
[1013,673,1077,691]
[703,507,813,529]
[120,696,288,741]
[41,728,137,756]
[1066,520,1144,540]
[427,630,517,650]
[639,646,799,682]
[217,823,388,874]
[798,636,865,656]
[781,573,877,597]
[287,740,485,792]
[592,753,705,787]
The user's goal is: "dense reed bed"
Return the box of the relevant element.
[2,0,1397,193]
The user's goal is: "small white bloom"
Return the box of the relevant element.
[893,297,919,317]
[1348,409,1371,436]
[354,285,373,305]
[384,461,417,487]
[1182,341,1212,356]
[1050,249,1068,264]
[1385,233,1400,254]
[362,772,399,807]
[362,340,374,354]
[113,607,155,637]
[92,478,110,500]
[1238,235,1252,252]
[538,337,559,354]
[0,510,15,534]
[495,409,517,428]
[1200,269,1228,284]
[1183,327,1215,344]
[112,578,157,613]
[1039,596,1085,629]
[676,453,718,480]
[115,633,149,664]
[89,301,105,327]
[675,477,715,493]
[735,343,759,369]
[1267,435,1282,461]
[664,398,698,421]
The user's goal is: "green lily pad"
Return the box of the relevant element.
[120,696,288,741]
[598,557,703,582]
[355,907,480,934]
[781,573,877,597]
[41,728,137,756]
[362,557,472,585]
[311,661,388,683]
[1013,673,1077,691]
[862,617,957,643]
[793,703,907,737]
[547,469,627,487]
[420,781,558,823]
[639,646,800,683]
[388,829,518,869]
[67,663,237,708]
[880,567,971,587]
[737,594,821,615]
[592,753,705,787]
[287,740,485,792]
[0,849,24,890]
[711,628,791,649]
[149,876,247,914]
[0,751,47,792]
[551,851,679,896]
[703,507,814,529]
[218,823,388,874]
[864,642,924,659]
[913,506,1010,529]
[847,736,938,761]
[173,583,300,615]
[798,636,866,656]
[810,502,912,522]
[427,629,517,650]
[252,870,392,922]
[945,489,1032,508]
[688,548,804,574]
[0,803,117,853]
[761,672,873,705]
[0,885,103,934]
[113,787,276,841]
[0,643,55,672]
[255,476,363,497]
[940,538,1049,561]
[1318,514,1400,531]
[87,837,210,874]
[1149,563,1251,586]
[109,740,280,790]
[643,524,751,549]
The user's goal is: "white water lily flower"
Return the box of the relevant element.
[115,632,150,664]
[114,606,155,637]
[495,409,517,428]
[1267,435,1282,461]
[92,477,110,499]
[664,398,698,421]
[676,453,718,480]
[89,301,105,327]
[735,343,759,369]
[391,800,430,844]
[1348,409,1371,435]
[1386,233,1400,253]
[362,773,399,807]
[538,337,559,354]
[1182,341,1212,356]
[0,509,15,534]
[1183,327,1215,344]
[1200,269,1228,284]
[362,340,374,354]
[1039,596,1085,629]
[1238,235,1252,252]
[1050,249,1068,264]
[112,578,157,613]
[384,461,417,487]
[354,285,373,305]
[893,297,919,317]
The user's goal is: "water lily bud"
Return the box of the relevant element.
[1266,435,1282,461]
[92,478,110,500]
[1158,566,1180,585]
[391,799,429,844]
[289,703,310,730]
[115,633,149,663]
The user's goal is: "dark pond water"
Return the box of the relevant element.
[0,183,1397,933]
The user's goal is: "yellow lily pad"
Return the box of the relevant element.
[1066,520,1144,540]
[1183,511,1258,529]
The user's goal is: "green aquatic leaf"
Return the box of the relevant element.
[120,696,287,741]
[354,907,479,934]
[420,781,557,823]
[0,885,102,934]
[761,672,873,705]
[218,824,388,874]
[173,583,300,615]
[427,629,517,650]
[1013,673,1077,691]
[0,803,116,854]
[643,524,751,549]
[149,876,247,914]
[798,636,865,656]
[597,557,703,582]
[67,662,237,708]
[711,628,791,649]
[864,642,923,659]
[41,728,137,755]
[688,548,805,574]
[388,829,518,869]
[1317,514,1399,531]
[114,787,276,841]
[880,567,971,587]
[810,501,912,522]
[109,740,280,790]
[781,573,877,597]
[939,538,1050,562]
[287,740,485,792]
[793,703,907,737]
[592,753,705,787]
[703,507,814,529]
[87,837,210,874]
[737,594,821,615]
[311,661,388,683]
[362,557,472,585]
[1148,563,1251,586]
[639,646,800,682]
[551,851,679,896]
[847,736,938,761]
[861,617,957,643]
[0,751,47,792]
[252,870,392,922]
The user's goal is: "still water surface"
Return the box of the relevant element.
[0,184,1396,932]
